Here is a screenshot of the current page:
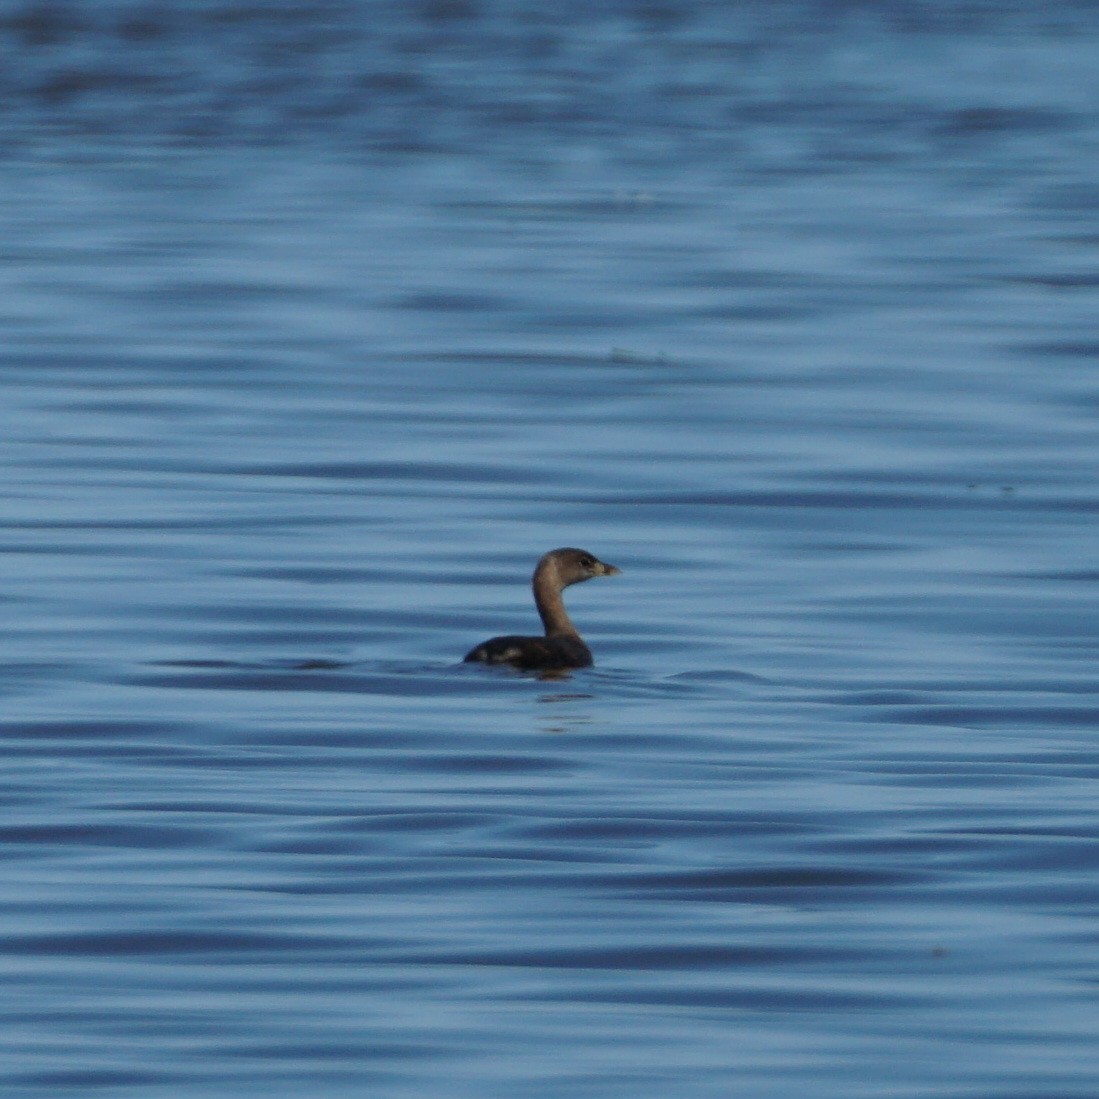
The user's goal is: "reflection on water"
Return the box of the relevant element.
[3,2,1099,1097]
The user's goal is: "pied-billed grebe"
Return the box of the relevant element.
[463,547,620,671]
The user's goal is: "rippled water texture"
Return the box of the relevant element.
[3,3,1099,1096]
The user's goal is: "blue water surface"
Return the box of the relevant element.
[2,3,1099,1096]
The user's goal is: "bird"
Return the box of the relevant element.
[463,547,619,671]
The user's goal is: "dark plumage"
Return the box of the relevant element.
[463,547,620,671]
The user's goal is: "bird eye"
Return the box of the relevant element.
[580,556,594,568]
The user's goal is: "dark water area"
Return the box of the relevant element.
[3,2,1099,1096]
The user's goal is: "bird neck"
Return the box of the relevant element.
[532,560,578,637]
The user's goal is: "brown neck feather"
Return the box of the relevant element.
[532,557,578,637]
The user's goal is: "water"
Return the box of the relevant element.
[3,3,1099,1096]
